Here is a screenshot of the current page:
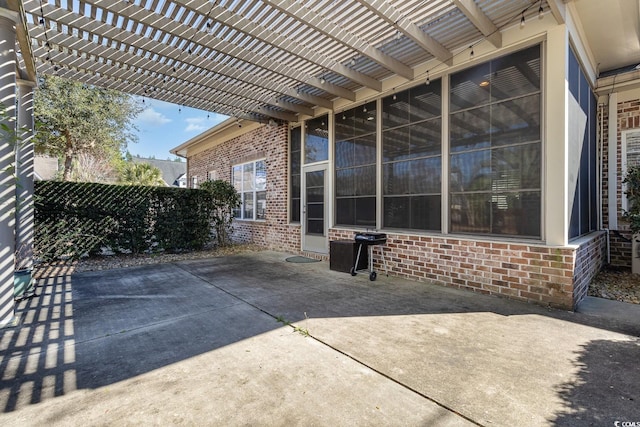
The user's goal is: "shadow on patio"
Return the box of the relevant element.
[0,261,280,413]
[1,250,639,425]
[551,338,640,426]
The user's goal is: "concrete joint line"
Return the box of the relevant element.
[174,263,485,427]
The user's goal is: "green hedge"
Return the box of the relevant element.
[34,181,214,262]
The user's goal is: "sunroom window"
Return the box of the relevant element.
[290,127,301,223]
[449,45,541,238]
[335,101,377,227]
[382,80,442,230]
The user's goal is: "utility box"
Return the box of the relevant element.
[330,240,368,273]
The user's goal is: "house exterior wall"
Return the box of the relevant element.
[330,229,604,309]
[601,92,640,267]
[182,22,611,311]
[187,112,606,310]
[188,123,301,254]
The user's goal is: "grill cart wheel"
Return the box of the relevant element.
[369,271,377,281]
[350,267,357,276]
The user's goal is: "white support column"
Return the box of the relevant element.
[15,79,35,272]
[441,74,450,235]
[544,24,569,246]
[608,92,618,230]
[0,13,17,327]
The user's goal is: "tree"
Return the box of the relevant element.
[33,75,142,181]
[120,162,165,186]
[69,152,119,183]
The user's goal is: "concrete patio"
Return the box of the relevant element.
[1,250,639,426]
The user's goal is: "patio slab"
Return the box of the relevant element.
[1,250,639,426]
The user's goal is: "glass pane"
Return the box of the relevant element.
[383,89,410,129]
[450,193,490,233]
[305,115,329,163]
[491,95,541,147]
[410,79,442,120]
[384,196,409,228]
[354,165,376,196]
[385,157,441,196]
[411,195,441,231]
[384,161,411,196]
[354,135,376,166]
[291,150,301,174]
[307,186,324,203]
[290,127,301,153]
[354,101,376,136]
[291,198,300,222]
[335,110,355,141]
[232,165,242,191]
[450,61,491,112]
[492,144,541,190]
[243,163,254,191]
[243,192,254,220]
[355,197,376,227]
[308,203,324,218]
[450,150,491,192]
[307,220,324,235]
[306,170,324,187]
[256,191,266,220]
[490,45,540,101]
[335,139,355,169]
[411,157,441,194]
[255,160,266,191]
[336,198,355,226]
[335,168,355,197]
[291,174,300,199]
[568,47,579,99]
[306,169,325,235]
[383,127,411,162]
[450,106,491,152]
[491,191,540,237]
[409,120,441,158]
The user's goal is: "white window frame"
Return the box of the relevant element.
[622,129,640,211]
[232,159,267,221]
[191,175,198,188]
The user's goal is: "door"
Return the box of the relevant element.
[302,164,328,253]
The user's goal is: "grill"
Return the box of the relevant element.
[354,232,387,245]
[351,232,388,281]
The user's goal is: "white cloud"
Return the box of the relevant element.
[138,108,172,125]
[184,117,208,133]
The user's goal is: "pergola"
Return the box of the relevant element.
[1,0,639,325]
[10,0,572,123]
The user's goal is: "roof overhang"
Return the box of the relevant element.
[171,116,262,157]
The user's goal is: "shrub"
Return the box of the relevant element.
[34,181,214,261]
[623,165,640,234]
[199,180,241,247]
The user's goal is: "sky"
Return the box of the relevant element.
[128,98,228,160]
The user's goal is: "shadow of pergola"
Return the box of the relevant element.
[1,252,639,424]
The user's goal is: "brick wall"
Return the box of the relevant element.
[187,123,300,254]
[609,230,632,266]
[572,232,607,306]
[330,229,605,310]
[601,96,640,267]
